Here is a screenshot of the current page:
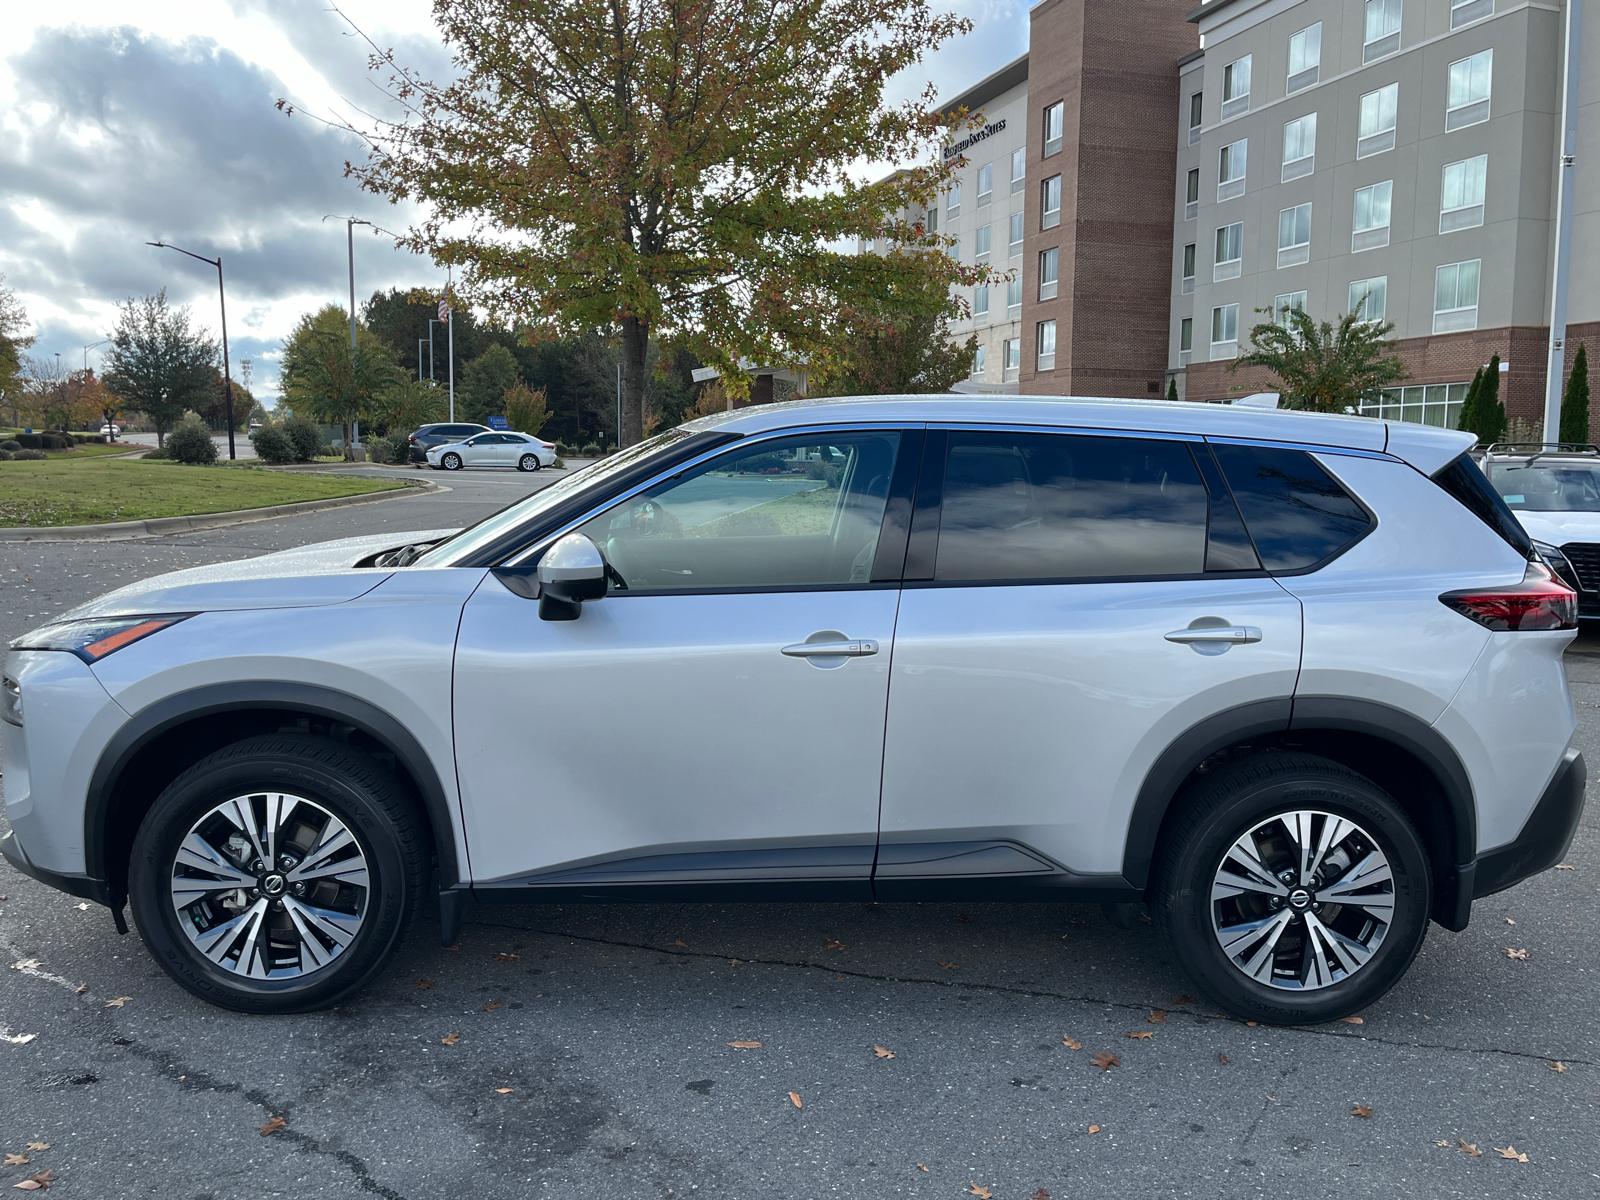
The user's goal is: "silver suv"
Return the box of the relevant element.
[2,397,1584,1024]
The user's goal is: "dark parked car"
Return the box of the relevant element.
[408,422,491,462]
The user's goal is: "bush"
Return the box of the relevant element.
[12,448,47,461]
[579,443,601,457]
[366,432,410,466]
[0,440,20,452]
[37,433,69,450]
[282,414,323,463]
[143,446,169,459]
[0,449,11,461]
[15,434,41,449]
[167,418,219,465]
[249,424,297,466]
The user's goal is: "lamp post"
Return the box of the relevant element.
[147,241,236,459]
[428,318,439,381]
[82,339,110,371]
[324,216,375,454]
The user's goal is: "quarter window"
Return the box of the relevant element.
[932,432,1210,582]
[1447,50,1492,130]
[1358,83,1399,157]
[1212,444,1373,571]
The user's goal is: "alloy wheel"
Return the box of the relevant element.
[169,792,370,979]
[443,453,462,470]
[1210,809,1394,991]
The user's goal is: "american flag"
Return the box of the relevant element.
[438,297,451,321]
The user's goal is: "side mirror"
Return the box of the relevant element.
[535,533,607,621]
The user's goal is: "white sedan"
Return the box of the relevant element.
[426,431,558,472]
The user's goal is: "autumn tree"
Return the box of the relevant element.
[810,255,976,396]
[503,381,550,436]
[331,0,984,446]
[103,291,219,446]
[0,274,33,420]
[1230,303,1407,413]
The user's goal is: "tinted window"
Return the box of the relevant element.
[575,432,901,590]
[1440,454,1535,555]
[1212,443,1372,571]
[933,432,1209,581]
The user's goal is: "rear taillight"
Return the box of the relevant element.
[1440,561,1578,631]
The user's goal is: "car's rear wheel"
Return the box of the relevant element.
[518,453,539,472]
[129,735,426,1013]
[441,452,462,471]
[1153,752,1431,1025]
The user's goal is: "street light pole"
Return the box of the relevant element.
[82,339,110,371]
[147,241,236,459]
[428,319,438,382]
[325,216,374,453]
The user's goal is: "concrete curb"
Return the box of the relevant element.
[0,479,448,544]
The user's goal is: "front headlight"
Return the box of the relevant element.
[1,675,21,727]
[9,614,194,664]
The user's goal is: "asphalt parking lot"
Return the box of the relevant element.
[1,471,1596,1199]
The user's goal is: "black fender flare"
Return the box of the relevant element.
[85,682,462,891]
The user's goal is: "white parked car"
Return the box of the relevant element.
[426,431,557,472]
[100,423,120,437]
[1480,443,1600,620]
[2,397,1584,1022]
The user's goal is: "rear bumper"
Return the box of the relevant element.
[0,831,110,906]
[1472,747,1586,899]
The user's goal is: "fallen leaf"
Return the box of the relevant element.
[1555,863,1575,870]
[1218,1054,1230,1064]
[826,939,847,950]
[1246,1021,1259,1027]
[729,959,741,966]
[481,1000,501,1012]
[939,962,958,970]
[1457,1139,1483,1157]
[1126,1031,1155,1042]
[1339,1017,1364,1025]
[788,1092,802,1109]
[873,1045,896,1059]
[1173,994,1196,1005]
[72,904,88,912]
[1505,947,1530,961]
[3,1156,26,1167]
[73,986,87,996]
[1062,1036,1083,1051]
[23,1146,46,1154]
[494,1087,513,1094]
[1550,1061,1567,1073]
[1030,1191,1050,1200]
[917,1164,929,1172]
[415,979,434,990]
[727,1041,763,1049]
[1351,1105,1372,1119]
[441,1031,461,1046]
[493,952,520,962]
[674,940,687,947]
[9,960,40,972]
[1091,1052,1120,1071]
[1087,1124,1101,1134]
[1267,1096,1277,1101]
[104,997,131,1008]
[258,1116,286,1136]
[13,1169,53,1191]
[1505,918,1516,925]
[1495,1146,1530,1163]
[968,1186,993,1199]
[1436,1139,1451,1147]
[1148,1009,1168,1024]
[0,1032,36,1046]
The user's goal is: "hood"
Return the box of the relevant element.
[1515,511,1600,547]
[53,527,461,621]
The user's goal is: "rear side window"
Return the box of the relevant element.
[933,431,1209,581]
[1212,443,1373,571]
[1434,453,1535,557]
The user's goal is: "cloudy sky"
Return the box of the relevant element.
[0,0,1028,402]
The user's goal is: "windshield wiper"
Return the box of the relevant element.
[373,540,442,568]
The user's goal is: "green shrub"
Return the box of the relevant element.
[249,424,297,466]
[167,418,219,465]
[13,448,47,461]
[282,414,323,463]
[142,445,169,459]
[15,434,42,449]
[579,443,601,456]
[376,432,411,465]
[0,440,19,452]
[0,449,11,461]
[39,433,70,450]
[552,456,565,469]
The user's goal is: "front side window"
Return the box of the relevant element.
[1434,259,1481,332]
[1440,154,1488,232]
[1358,83,1399,157]
[1282,113,1316,181]
[1211,302,1240,349]
[1364,0,1403,61]
[1219,138,1248,201]
[1275,291,1308,325]
[932,432,1209,582]
[1349,276,1388,322]
[1212,443,1373,571]
[1222,56,1252,118]
[1214,221,1243,281]
[1043,101,1064,156]
[1352,180,1393,251]
[1042,174,1062,229]
[1009,212,1024,252]
[1011,147,1026,192]
[573,431,902,591]
[948,183,962,218]
[977,162,994,204]
[1277,202,1312,268]
[1039,247,1060,301]
[1288,24,1322,91]
[1447,50,1493,130]
[1037,319,1057,371]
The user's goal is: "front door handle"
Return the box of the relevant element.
[781,639,879,658]
[1164,626,1262,645]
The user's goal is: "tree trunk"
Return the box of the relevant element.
[621,316,648,446]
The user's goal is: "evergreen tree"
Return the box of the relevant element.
[102,291,218,446]
[460,344,520,423]
[1560,343,1591,446]
[1480,353,1506,445]
[1166,378,1179,401]
[1457,367,1485,440]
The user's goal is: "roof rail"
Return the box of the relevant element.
[1483,442,1600,456]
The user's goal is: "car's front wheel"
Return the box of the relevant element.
[518,453,540,472]
[1153,752,1431,1025]
[129,735,426,1013]
[441,452,462,471]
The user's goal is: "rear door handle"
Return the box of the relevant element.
[1164,626,1262,645]
[781,639,879,658]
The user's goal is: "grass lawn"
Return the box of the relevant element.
[0,458,407,527]
[45,443,140,458]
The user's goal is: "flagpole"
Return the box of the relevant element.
[448,308,455,422]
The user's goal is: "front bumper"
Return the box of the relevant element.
[0,830,109,906]
[1472,747,1586,899]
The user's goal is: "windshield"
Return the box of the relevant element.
[413,428,698,567]
[1488,459,1600,512]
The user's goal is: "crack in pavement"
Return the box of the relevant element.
[464,916,1596,1068]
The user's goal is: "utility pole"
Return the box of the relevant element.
[1543,0,1584,443]
[324,215,373,454]
[146,241,236,458]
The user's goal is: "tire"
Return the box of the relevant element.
[441,452,462,471]
[518,453,539,472]
[129,735,427,1014]
[1152,751,1431,1025]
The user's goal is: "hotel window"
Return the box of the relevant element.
[1181,242,1196,294]
[1185,168,1200,220]
[1037,319,1057,371]
[1003,338,1020,382]
[1043,101,1064,157]
[971,343,986,380]
[1041,174,1062,230]
[1188,92,1203,144]
[1447,50,1492,131]
[1218,138,1247,201]
[977,162,993,207]
[1282,113,1316,182]
[974,285,990,319]
[1214,221,1243,281]
[1352,180,1393,252]
[1039,248,1059,301]
[1434,259,1481,333]
[926,205,939,233]
[1009,212,1024,254]
[1357,83,1398,158]
[1440,155,1487,233]
[947,183,961,219]
[1210,303,1240,360]
[1007,275,1023,315]
[1451,0,1493,30]
[1287,24,1321,93]
[1275,291,1308,325]
[1362,382,1472,428]
[975,224,992,262]
[1277,203,1312,268]
[1222,56,1252,120]
[1349,276,1388,322]
[1364,0,1402,63]
[1011,148,1026,194]
[1180,316,1193,365]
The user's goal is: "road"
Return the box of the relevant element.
[1,469,1596,1199]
